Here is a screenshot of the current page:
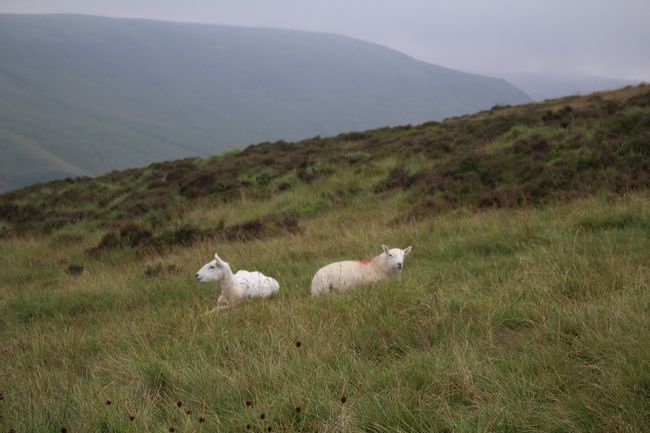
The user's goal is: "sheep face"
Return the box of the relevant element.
[196,255,227,282]
[382,244,412,273]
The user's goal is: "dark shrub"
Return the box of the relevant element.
[296,166,332,183]
[513,135,552,158]
[52,233,84,245]
[604,100,620,115]
[145,263,163,277]
[222,219,266,242]
[100,232,121,248]
[157,225,203,247]
[490,104,510,111]
[86,223,152,254]
[256,173,273,186]
[337,131,369,141]
[118,189,171,218]
[608,112,643,136]
[0,203,18,221]
[573,106,602,120]
[165,167,194,183]
[277,214,301,235]
[458,156,481,172]
[418,172,454,194]
[542,107,573,130]
[179,173,217,197]
[374,167,416,193]
[627,91,650,108]
[340,151,366,165]
[145,263,180,277]
[66,264,84,276]
[470,115,521,139]
[86,232,121,256]
[119,223,153,247]
[407,198,449,220]
[0,203,42,224]
[478,187,522,208]
[147,179,167,190]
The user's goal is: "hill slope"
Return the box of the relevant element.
[1,84,647,237]
[0,86,649,433]
[0,13,530,192]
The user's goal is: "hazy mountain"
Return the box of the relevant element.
[501,72,641,101]
[0,14,530,192]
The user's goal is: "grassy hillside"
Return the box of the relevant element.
[0,14,530,192]
[0,86,649,432]
[1,85,647,237]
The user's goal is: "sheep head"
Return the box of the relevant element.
[195,253,230,282]
[381,244,412,273]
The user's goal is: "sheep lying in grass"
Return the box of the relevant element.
[311,244,412,295]
[196,253,279,311]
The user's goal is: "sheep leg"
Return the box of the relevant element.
[203,295,231,315]
[205,305,230,315]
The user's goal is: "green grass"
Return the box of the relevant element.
[1,192,648,432]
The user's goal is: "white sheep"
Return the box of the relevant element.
[310,244,412,295]
[196,253,279,311]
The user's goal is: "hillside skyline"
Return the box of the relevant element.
[1,0,649,81]
[1,12,644,99]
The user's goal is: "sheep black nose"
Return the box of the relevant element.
[397,263,403,269]
[195,273,199,279]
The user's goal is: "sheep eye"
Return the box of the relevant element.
[209,265,215,270]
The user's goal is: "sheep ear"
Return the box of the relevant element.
[214,253,223,265]
[404,246,412,256]
[382,244,390,254]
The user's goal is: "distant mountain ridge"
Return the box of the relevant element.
[501,72,642,101]
[0,14,530,192]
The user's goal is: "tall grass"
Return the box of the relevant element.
[1,191,648,432]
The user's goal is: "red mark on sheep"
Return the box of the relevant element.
[357,258,373,265]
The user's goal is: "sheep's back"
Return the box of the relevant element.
[234,270,280,298]
[313,260,369,292]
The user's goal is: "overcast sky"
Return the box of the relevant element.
[2,0,649,80]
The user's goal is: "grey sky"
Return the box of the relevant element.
[2,0,649,80]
